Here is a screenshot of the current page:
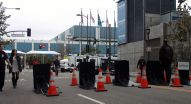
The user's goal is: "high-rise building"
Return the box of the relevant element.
[117,0,176,71]
[117,0,176,44]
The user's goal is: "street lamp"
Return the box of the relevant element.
[79,22,82,55]
[146,28,151,61]
[76,13,89,54]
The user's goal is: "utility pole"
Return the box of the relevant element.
[108,24,111,68]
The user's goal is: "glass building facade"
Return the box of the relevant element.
[3,41,64,54]
[117,0,126,44]
[52,25,118,55]
[117,0,176,44]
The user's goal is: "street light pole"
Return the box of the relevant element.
[86,14,89,54]
[79,22,82,55]
[76,13,89,54]
[146,28,150,61]
[108,24,111,67]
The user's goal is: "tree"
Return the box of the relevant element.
[167,0,191,62]
[0,2,11,45]
[57,43,65,58]
[81,46,100,55]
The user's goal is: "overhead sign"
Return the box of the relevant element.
[178,62,189,70]
[11,34,25,37]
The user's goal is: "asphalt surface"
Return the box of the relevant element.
[0,69,191,104]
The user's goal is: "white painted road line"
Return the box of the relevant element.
[54,76,71,79]
[77,94,105,104]
[5,78,26,83]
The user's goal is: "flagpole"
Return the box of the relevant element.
[87,14,89,54]
[97,10,100,56]
[105,10,108,57]
[90,9,91,49]
[80,8,83,55]
[114,10,116,56]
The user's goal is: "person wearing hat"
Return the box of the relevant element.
[159,39,173,84]
[0,43,11,92]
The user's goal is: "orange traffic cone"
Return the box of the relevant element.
[136,67,141,83]
[171,68,183,87]
[47,70,59,96]
[138,66,151,88]
[96,68,107,92]
[188,68,191,86]
[70,68,78,86]
[105,66,112,84]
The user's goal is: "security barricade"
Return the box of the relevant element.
[79,62,95,89]
[113,60,129,86]
[179,70,189,85]
[33,64,50,94]
[146,61,165,85]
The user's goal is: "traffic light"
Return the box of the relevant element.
[86,45,89,53]
[93,38,96,44]
[27,28,31,37]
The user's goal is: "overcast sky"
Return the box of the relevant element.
[1,0,117,40]
[1,0,191,40]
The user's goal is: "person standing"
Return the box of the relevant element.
[9,49,22,88]
[159,39,173,84]
[53,56,60,76]
[137,56,146,76]
[0,43,11,92]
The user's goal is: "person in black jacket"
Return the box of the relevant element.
[159,40,173,84]
[137,56,146,76]
[9,49,22,88]
[0,43,11,92]
[53,56,60,76]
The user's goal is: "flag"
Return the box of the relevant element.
[39,44,45,49]
[114,11,116,28]
[106,10,109,27]
[114,19,116,28]
[81,8,83,24]
[90,11,95,23]
[98,13,102,26]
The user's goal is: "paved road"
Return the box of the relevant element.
[0,69,191,104]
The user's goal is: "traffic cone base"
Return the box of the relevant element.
[105,66,112,84]
[105,76,112,84]
[170,78,183,87]
[70,68,78,86]
[96,82,107,92]
[138,77,151,89]
[71,78,78,86]
[138,66,151,89]
[170,68,183,87]
[96,68,107,92]
[46,71,59,96]
[47,85,59,96]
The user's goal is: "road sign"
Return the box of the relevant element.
[178,62,189,70]
[11,34,25,37]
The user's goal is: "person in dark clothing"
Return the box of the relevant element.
[0,43,11,92]
[137,56,146,76]
[159,40,173,84]
[9,49,22,88]
[53,56,60,76]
